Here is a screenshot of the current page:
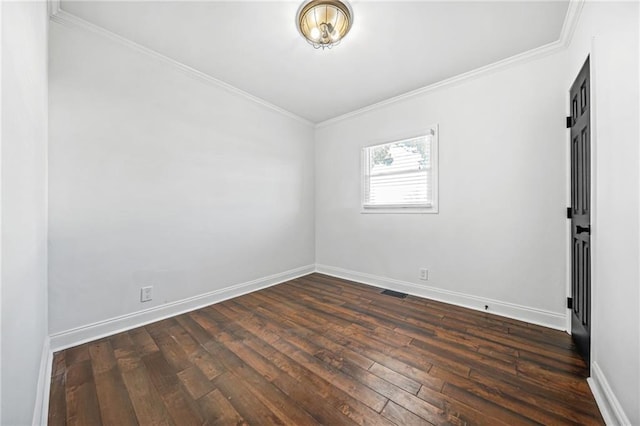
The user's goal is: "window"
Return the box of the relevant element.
[362,127,438,213]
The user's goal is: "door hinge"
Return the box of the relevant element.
[567,297,573,309]
[566,207,572,219]
[566,116,572,128]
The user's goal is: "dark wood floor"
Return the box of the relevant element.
[48,273,604,425]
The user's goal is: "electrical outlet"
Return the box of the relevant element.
[419,268,428,280]
[140,286,153,302]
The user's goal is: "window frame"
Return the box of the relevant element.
[361,126,439,214]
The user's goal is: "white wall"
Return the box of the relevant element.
[1,3,4,422]
[1,4,4,421]
[565,2,639,424]
[48,22,315,335]
[316,51,568,326]
[44,2,640,423]
[1,1,49,424]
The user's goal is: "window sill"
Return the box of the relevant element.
[361,207,439,214]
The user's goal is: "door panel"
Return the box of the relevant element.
[569,57,591,370]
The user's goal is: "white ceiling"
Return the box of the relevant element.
[60,1,570,123]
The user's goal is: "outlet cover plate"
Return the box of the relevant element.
[419,268,428,280]
[140,286,153,302]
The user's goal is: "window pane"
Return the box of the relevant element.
[364,135,432,207]
[369,137,429,176]
[368,171,428,205]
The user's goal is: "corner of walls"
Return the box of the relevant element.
[315,1,584,129]
[48,7,316,336]
[558,0,585,48]
[564,1,640,424]
[2,1,50,424]
[31,337,51,426]
[313,129,320,266]
[48,8,314,129]
[47,0,60,17]
[0,0,4,422]
[0,1,4,422]
[315,47,568,335]
[36,2,51,423]
[49,265,315,352]
[315,265,566,331]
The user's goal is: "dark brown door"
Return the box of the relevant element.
[569,57,591,369]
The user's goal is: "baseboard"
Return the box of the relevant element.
[315,264,566,331]
[49,264,315,351]
[588,362,632,426]
[32,336,52,426]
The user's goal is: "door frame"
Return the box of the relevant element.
[565,45,598,376]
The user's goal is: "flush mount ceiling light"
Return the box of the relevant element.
[296,0,353,49]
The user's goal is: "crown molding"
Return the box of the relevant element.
[315,40,565,128]
[48,6,315,128]
[316,0,585,129]
[48,0,61,18]
[48,0,585,129]
[558,0,585,48]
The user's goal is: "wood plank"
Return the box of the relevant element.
[188,346,225,381]
[369,362,422,395]
[48,366,67,426]
[272,308,445,392]
[242,292,445,392]
[192,312,346,424]
[211,301,390,413]
[199,389,247,426]
[440,382,538,426]
[65,360,102,426]
[410,335,517,376]
[466,368,603,424]
[65,344,90,367]
[176,366,215,400]
[240,341,363,425]
[516,359,593,397]
[88,341,138,426]
[416,383,511,426]
[253,287,442,376]
[167,324,201,357]
[48,273,605,426]
[175,313,215,346]
[204,313,384,425]
[319,352,448,425]
[113,336,174,426]
[381,400,434,426]
[52,351,66,377]
[142,351,204,425]
[145,325,192,373]
[432,364,578,425]
[232,297,375,370]
[213,372,287,425]
[210,338,321,425]
[128,327,159,356]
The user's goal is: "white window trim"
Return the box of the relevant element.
[361,125,439,214]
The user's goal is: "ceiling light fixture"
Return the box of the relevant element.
[296,0,353,49]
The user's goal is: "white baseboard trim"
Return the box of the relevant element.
[49,264,315,351]
[315,264,566,331]
[32,336,52,426]
[588,362,631,426]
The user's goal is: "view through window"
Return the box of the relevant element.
[362,128,438,213]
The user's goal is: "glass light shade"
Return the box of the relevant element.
[297,0,353,49]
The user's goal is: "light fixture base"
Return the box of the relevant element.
[296,0,353,49]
